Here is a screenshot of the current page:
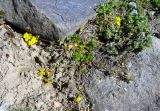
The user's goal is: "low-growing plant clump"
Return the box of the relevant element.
[96,0,152,60]
[64,35,96,64]
[139,0,160,11]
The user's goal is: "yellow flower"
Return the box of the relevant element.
[74,96,82,102]
[45,70,52,78]
[116,16,121,21]
[116,22,121,27]
[23,33,39,46]
[39,68,45,77]
[27,36,38,46]
[23,32,32,42]
[39,68,54,85]
[115,16,121,27]
[39,68,53,78]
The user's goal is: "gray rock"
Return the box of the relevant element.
[85,37,160,111]
[152,15,160,33]
[155,24,160,33]
[0,0,106,40]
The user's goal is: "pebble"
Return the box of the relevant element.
[54,101,62,108]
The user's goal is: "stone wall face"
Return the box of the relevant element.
[0,0,106,40]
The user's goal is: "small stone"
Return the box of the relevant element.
[155,24,160,33]
[54,101,62,108]
[56,72,63,79]
[36,101,44,109]
[124,88,127,92]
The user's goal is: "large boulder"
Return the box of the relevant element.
[0,0,106,40]
[85,36,160,111]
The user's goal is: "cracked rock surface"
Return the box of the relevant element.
[85,34,160,111]
[0,0,106,40]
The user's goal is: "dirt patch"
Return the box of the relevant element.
[0,22,90,111]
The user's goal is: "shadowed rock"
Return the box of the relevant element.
[0,0,106,40]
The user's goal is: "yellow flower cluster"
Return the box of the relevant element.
[115,16,122,27]
[23,32,38,46]
[39,68,53,84]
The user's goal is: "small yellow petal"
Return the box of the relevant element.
[116,22,121,26]
[39,68,45,77]
[31,36,38,43]
[115,16,121,27]
[116,16,121,21]
[23,32,29,38]
[27,37,38,46]
[23,32,32,42]
[45,70,52,78]
[27,41,31,46]
[74,96,82,102]
[80,27,84,32]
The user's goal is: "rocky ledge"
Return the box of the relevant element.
[0,0,106,40]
